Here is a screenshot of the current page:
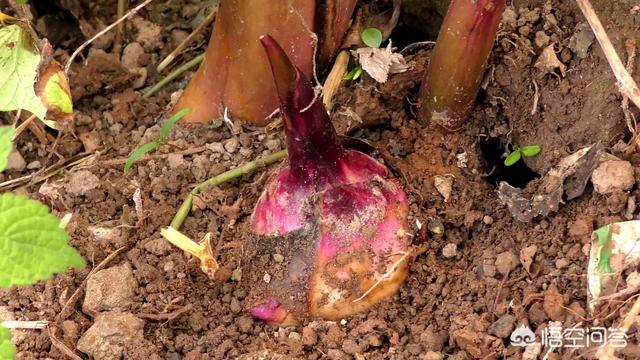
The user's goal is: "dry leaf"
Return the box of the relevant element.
[354,42,410,83]
[520,245,537,274]
[534,45,566,76]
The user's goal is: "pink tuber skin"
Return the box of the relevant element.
[246,35,412,324]
[419,0,506,131]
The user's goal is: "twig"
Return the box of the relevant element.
[157,8,217,72]
[48,327,82,360]
[322,50,350,110]
[0,152,93,192]
[102,145,208,167]
[12,114,36,140]
[170,149,287,230]
[136,304,193,321]
[142,53,204,98]
[575,0,640,110]
[622,39,637,134]
[56,246,127,323]
[1,320,48,329]
[112,0,129,55]
[531,78,540,115]
[65,0,153,73]
[597,294,640,359]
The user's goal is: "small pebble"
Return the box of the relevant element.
[442,243,457,258]
[483,215,494,225]
[224,138,239,153]
[263,272,271,284]
[273,254,284,263]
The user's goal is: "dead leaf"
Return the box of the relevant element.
[520,245,537,274]
[434,175,453,202]
[355,42,411,83]
[534,45,566,76]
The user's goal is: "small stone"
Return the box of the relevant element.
[424,351,444,360]
[66,170,100,196]
[442,243,457,258]
[342,339,361,355]
[166,154,185,169]
[130,67,148,89]
[482,263,497,278]
[535,31,550,48]
[237,316,253,333]
[144,238,173,256]
[79,132,102,152]
[231,268,242,281]
[224,138,239,153]
[6,150,26,171]
[288,331,301,341]
[327,349,349,360]
[61,320,79,343]
[366,333,383,347]
[121,42,144,69]
[264,138,281,151]
[77,311,145,360]
[568,216,593,241]
[569,22,595,59]
[89,227,122,246]
[263,273,271,284]
[26,160,41,170]
[482,216,494,225]
[230,298,242,313]
[302,326,318,346]
[131,17,162,50]
[83,262,137,314]
[434,175,453,202]
[273,254,284,263]
[495,251,519,275]
[191,155,210,181]
[206,142,225,153]
[518,25,531,36]
[555,258,569,269]
[591,160,635,194]
[163,260,175,272]
[543,287,566,321]
[488,314,516,338]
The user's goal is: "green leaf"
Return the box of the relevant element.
[594,225,614,274]
[520,145,542,157]
[124,141,160,174]
[361,28,382,48]
[0,25,47,120]
[0,321,15,360]
[343,66,363,81]
[160,108,191,142]
[503,150,521,166]
[0,127,14,173]
[0,193,85,289]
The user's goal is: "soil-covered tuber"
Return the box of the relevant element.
[246,35,413,324]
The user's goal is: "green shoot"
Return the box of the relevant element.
[504,145,542,166]
[361,28,383,48]
[343,66,363,81]
[124,108,191,174]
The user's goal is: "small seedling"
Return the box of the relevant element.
[344,27,384,81]
[504,145,542,166]
[124,108,191,174]
[361,27,383,48]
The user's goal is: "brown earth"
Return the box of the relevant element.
[2,0,640,359]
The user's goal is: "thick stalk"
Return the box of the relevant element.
[419,0,506,131]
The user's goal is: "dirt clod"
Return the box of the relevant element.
[83,262,138,314]
[591,160,635,194]
[495,251,519,275]
[76,311,145,360]
[543,287,566,321]
[487,314,516,339]
[66,170,101,196]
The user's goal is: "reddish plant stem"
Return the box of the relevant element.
[419,0,506,131]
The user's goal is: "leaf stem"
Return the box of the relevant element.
[170,149,287,230]
[142,54,204,99]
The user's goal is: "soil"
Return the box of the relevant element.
[2,0,640,359]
